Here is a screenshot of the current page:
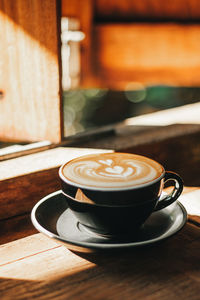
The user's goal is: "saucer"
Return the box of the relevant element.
[31,190,187,252]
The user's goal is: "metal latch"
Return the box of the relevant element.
[61,17,85,90]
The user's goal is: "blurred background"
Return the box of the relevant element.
[61,0,200,136]
[1,0,200,148]
[63,87,200,136]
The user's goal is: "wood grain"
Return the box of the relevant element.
[0,233,58,265]
[0,223,200,299]
[0,0,63,143]
[92,23,200,88]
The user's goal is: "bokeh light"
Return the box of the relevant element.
[124,82,146,103]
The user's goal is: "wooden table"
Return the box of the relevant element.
[0,187,200,300]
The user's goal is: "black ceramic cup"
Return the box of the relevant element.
[59,153,183,237]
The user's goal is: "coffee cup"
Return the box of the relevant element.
[59,152,183,237]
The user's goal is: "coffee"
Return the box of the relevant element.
[59,152,183,236]
[61,153,164,190]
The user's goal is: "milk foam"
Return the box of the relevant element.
[62,153,163,189]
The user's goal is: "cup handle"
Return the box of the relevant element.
[154,171,183,211]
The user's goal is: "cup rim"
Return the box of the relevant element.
[59,153,165,192]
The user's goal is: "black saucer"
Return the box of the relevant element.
[31,190,187,252]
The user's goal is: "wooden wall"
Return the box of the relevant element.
[62,0,200,89]
[0,0,63,143]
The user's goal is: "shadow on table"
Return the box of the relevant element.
[1,224,200,299]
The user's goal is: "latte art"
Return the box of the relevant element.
[62,153,164,190]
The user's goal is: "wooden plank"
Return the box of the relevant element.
[0,0,63,143]
[0,147,112,220]
[0,233,59,265]
[0,237,92,282]
[179,189,200,226]
[94,0,200,21]
[0,141,53,162]
[125,102,200,126]
[0,223,200,299]
[92,23,200,88]
[0,213,37,245]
